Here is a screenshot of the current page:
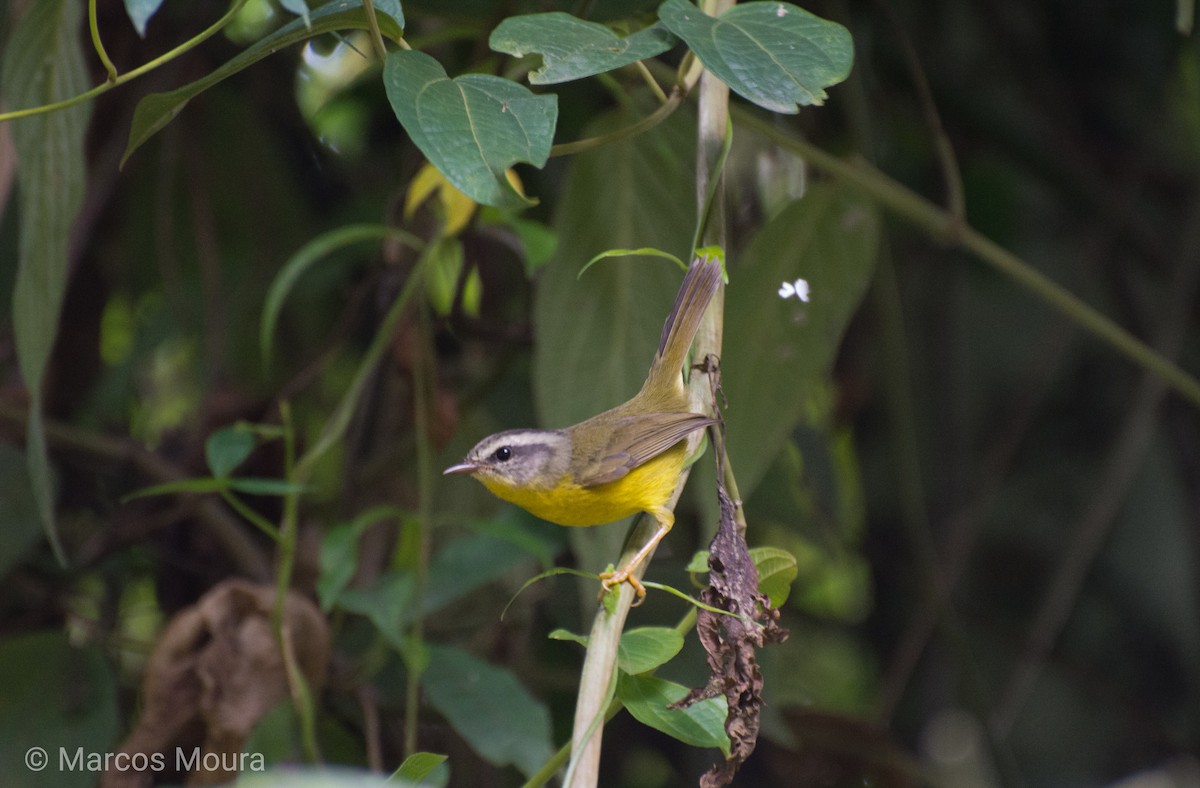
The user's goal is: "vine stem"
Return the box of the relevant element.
[361,0,389,61]
[733,109,1200,410]
[564,3,732,786]
[88,0,118,83]
[0,0,250,123]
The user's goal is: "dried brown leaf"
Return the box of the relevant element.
[102,579,330,787]
[671,484,788,787]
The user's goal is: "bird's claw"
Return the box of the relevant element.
[598,567,647,606]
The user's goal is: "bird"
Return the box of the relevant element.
[444,257,722,601]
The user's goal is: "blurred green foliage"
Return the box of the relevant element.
[1,0,1199,786]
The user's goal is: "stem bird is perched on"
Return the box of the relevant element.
[445,258,722,601]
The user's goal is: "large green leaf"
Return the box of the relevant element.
[420,530,541,614]
[658,0,852,113]
[336,571,416,651]
[617,626,685,674]
[121,0,405,165]
[533,108,694,569]
[317,505,407,611]
[489,13,677,85]
[0,632,119,788]
[383,51,557,209]
[534,108,695,429]
[616,673,730,755]
[723,183,878,496]
[2,0,92,564]
[421,644,553,778]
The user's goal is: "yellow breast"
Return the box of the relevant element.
[480,443,686,527]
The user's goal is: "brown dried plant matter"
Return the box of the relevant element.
[103,579,330,787]
[670,483,788,787]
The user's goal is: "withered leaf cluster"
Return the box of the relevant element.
[670,485,789,788]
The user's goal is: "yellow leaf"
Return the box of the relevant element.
[404,162,443,219]
[441,178,477,236]
[404,162,479,236]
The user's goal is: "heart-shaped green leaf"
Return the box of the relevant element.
[421,644,554,777]
[122,0,405,165]
[617,627,685,674]
[205,424,255,478]
[489,13,677,84]
[617,673,730,754]
[659,0,853,113]
[384,50,557,209]
[724,183,878,496]
[720,182,883,498]
[750,546,799,607]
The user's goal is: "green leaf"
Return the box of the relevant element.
[750,546,799,607]
[0,445,46,584]
[548,628,589,646]
[420,531,539,614]
[421,644,554,778]
[124,0,164,36]
[239,769,392,787]
[684,547,799,606]
[124,477,232,500]
[724,183,879,496]
[658,0,853,113]
[489,13,677,85]
[535,108,694,429]
[384,50,557,209]
[617,627,685,674]
[477,209,560,276]
[336,571,417,650]
[3,0,91,565]
[0,631,118,788]
[205,424,255,477]
[466,512,566,570]
[227,477,308,495]
[390,752,448,784]
[318,505,407,611]
[577,247,687,279]
[123,476,303,501]
[122,0,405,165]
[279,0,311,27]
[423,237,466,316]
[511,218,558,275]
[617,673,730,755]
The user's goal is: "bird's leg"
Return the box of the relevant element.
[599,509,673,606]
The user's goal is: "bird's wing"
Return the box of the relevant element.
[575,412,715,487]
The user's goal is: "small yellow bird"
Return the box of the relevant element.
[444,258,722,600]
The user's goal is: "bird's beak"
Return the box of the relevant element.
[443,462,479,476]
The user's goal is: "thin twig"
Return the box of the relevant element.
[0,0,251,123]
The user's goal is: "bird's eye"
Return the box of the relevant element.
[493,446,513,462]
